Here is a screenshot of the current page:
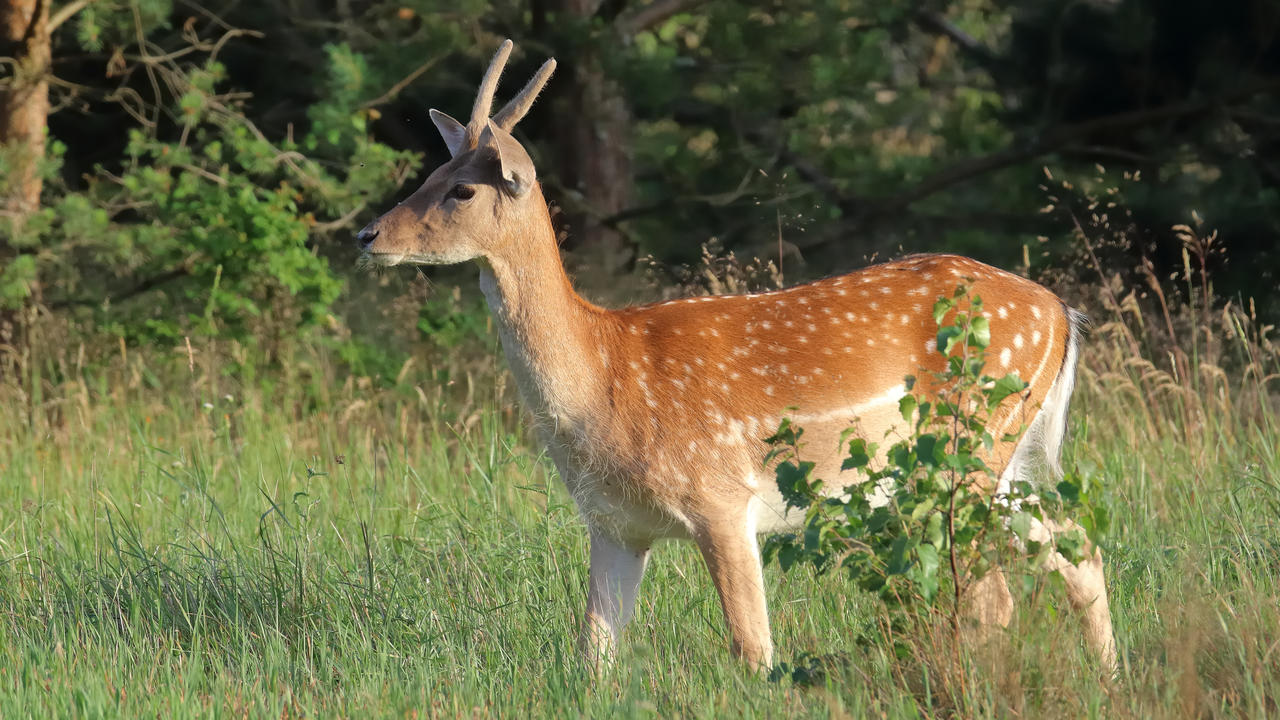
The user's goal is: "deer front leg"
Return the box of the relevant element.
[579,529,649,670]
[694,517,773,670]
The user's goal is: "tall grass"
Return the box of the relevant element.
[1,210,1278,716]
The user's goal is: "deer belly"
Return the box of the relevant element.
[562,472,692,543]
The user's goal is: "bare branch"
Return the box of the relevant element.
[870,80,1280,216]
[912,10,1003,74]
[616,0,711,36]
[310,203,366,233]
[361,54,447,110]
[48,0,95,33]
[49,265,191,310]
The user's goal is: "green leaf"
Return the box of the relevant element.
[986,373,1028,409]
[916,544,940,586]
[925,512,944,547]
[898,394,918,422]
[1009,511,1032,541]
[932,297,953,323]
[969,315,990,348]
[936,326,963,356]
[842,438,872,470]
[887,535,913,575]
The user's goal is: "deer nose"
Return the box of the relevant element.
[355,227,379,252]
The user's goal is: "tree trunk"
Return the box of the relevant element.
[1,0,49,235]
[0,0,49,348]
[541,1,635,275]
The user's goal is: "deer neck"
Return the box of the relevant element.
[476,208,608,428]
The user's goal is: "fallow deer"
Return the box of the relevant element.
[356,39,1117,673]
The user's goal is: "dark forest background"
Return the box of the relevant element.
[2,0,1278,367]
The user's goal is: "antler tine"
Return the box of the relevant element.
[493,58,558,131]
[468,39,514,134]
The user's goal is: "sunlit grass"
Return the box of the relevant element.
[1,243,1278,718]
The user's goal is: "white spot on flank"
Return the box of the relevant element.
[764,386,775,396]
[925,339,937,353]
[1000,347,1012,367]
[997,306,1009,319]
[1032,330,1042,346]
[1013,333,1024,349]
[844,312,856,322]
[1031,305,1043,319]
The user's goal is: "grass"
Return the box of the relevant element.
[2,256,1279,716]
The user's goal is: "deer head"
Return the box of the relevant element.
[356,40,557,266]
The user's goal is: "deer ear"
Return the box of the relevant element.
[430,109,468,158]
[477,122,535,197]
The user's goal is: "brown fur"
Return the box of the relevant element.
[357,40,1117,673]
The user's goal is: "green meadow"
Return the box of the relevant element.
[1,275,1277,719]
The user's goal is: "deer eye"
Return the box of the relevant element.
[448,183,475,201]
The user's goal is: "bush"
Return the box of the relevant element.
[763,284,1102,680]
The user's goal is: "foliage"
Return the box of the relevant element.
[1,5,418,348]
[763,285,1099,642]
[3,0,1278,358]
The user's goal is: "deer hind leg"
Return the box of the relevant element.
[693,513,773,670]
[964,566,1014,632]
[579,529,650,670]
[1029,517,1119,674]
